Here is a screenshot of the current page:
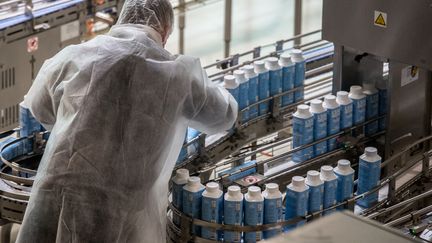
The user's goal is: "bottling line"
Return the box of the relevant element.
[0,0,431,242]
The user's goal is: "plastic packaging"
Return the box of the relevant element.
[172,169,190,226]
[376,78,388,131]
[254,61,270,116]
[336,91,353,129]
[292,105,314,163]
[279,53,295,106]
[262,183,283,239]
[285,176,309,230]
[323,95,341,151]
[243,65,259,119]
[234,70,250,123]
[305,170,324,214]
[224,75,240,102]
[182,177,205,236]
[310,100,328,157]
[357,147,382,208]
[320,165,338,215]
[224,185,244,242]
[244,186,264,242]
[201,182,223,241]
[349,85,366,125]
[334,160,355,209]
[291,49,306,102]
[363,82,379,136]
[266,57,283,108]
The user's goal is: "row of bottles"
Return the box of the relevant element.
[223,49,306,123]
[170,147,382,242]
[292,83,387,163]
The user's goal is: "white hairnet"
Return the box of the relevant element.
[117,0,174,36]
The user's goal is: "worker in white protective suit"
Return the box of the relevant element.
[16,0,238,242]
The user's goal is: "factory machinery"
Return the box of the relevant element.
[0,0,431,242]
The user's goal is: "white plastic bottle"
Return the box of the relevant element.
[182,176,205,236]
[323,95,341,151]
[266,57,283,108]
[244,186,264,242]
[224,75,240,102]
[357,147,382,208]
[262,183,283,239]
[310,100,328,157]
[333,160,355,209]
[337,91,353,129]
[172,169,189,226]
[305,170,324,214]
[292,105,314,163]
[279,53,295,107]
[285,176,309,230]
[363,82,379,136]
[234,70,250,123]
[254,61,270,116]
[291,49,306,102]
[349,85,366,126]
[224,185,244,242]
[201,182,224,241]
[320,165,338,215]
[243,65,259,119]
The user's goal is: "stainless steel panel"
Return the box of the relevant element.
[323,0,432,70]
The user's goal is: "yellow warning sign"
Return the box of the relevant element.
[374,11,387,28]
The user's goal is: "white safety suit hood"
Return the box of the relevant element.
[17,24,238,243]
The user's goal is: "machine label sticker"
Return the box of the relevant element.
[61,20,80,42]
[401,66,419,87]
[374,11,387,28]
[27,37,38,53]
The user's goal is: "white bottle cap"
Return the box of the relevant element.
[206,182,219,193]
[306,170,322,184]
[188,176,201,187]
[336,91,352,105]
[323,95,339,109]
[175,169,189,180]
[265,183,279,194]
[349,85,364,98]
[310,99,326,113]
[337,159,352,170]
[320,165,336,181]
[290,49,303,58]
[279,53,293,67]
[224,75,238,89]
[254,60,267,74]
[365,147,378,157]
[297,104,310,114]
[227,185,241,196]
[234,70,248,84]
[243,65,257,79]
[291,176,305,187]
[248,186,262,197]
[265,57,281,71]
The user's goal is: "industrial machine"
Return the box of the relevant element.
[0,0,431,242]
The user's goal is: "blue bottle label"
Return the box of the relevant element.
[201,196,223,240]
[323,179,337,215]
[340,103,353,129]
[313,112,328,157]
[327,107,341,151]
[292,116,314,163]
[269,69,282,96]
[258,72,270,116]
[224,200,243,242]
[352,98,366,125]
[335,172,354,203]
[282,65,295,106]
[263,197,282,239]
[244,200,264,242]
[172,183,185,226]
[365,93,379,135]
[357,158,381,208]
[308,184,324,213]
[248,76,259,119]
[294,61,305,102]
[285,189,309,230]
[239,82,250,122]
[182,189,205,235]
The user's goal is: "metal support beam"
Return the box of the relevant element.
[294,0,302,47]
[178,0,186,54]
[224,0,232,57]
